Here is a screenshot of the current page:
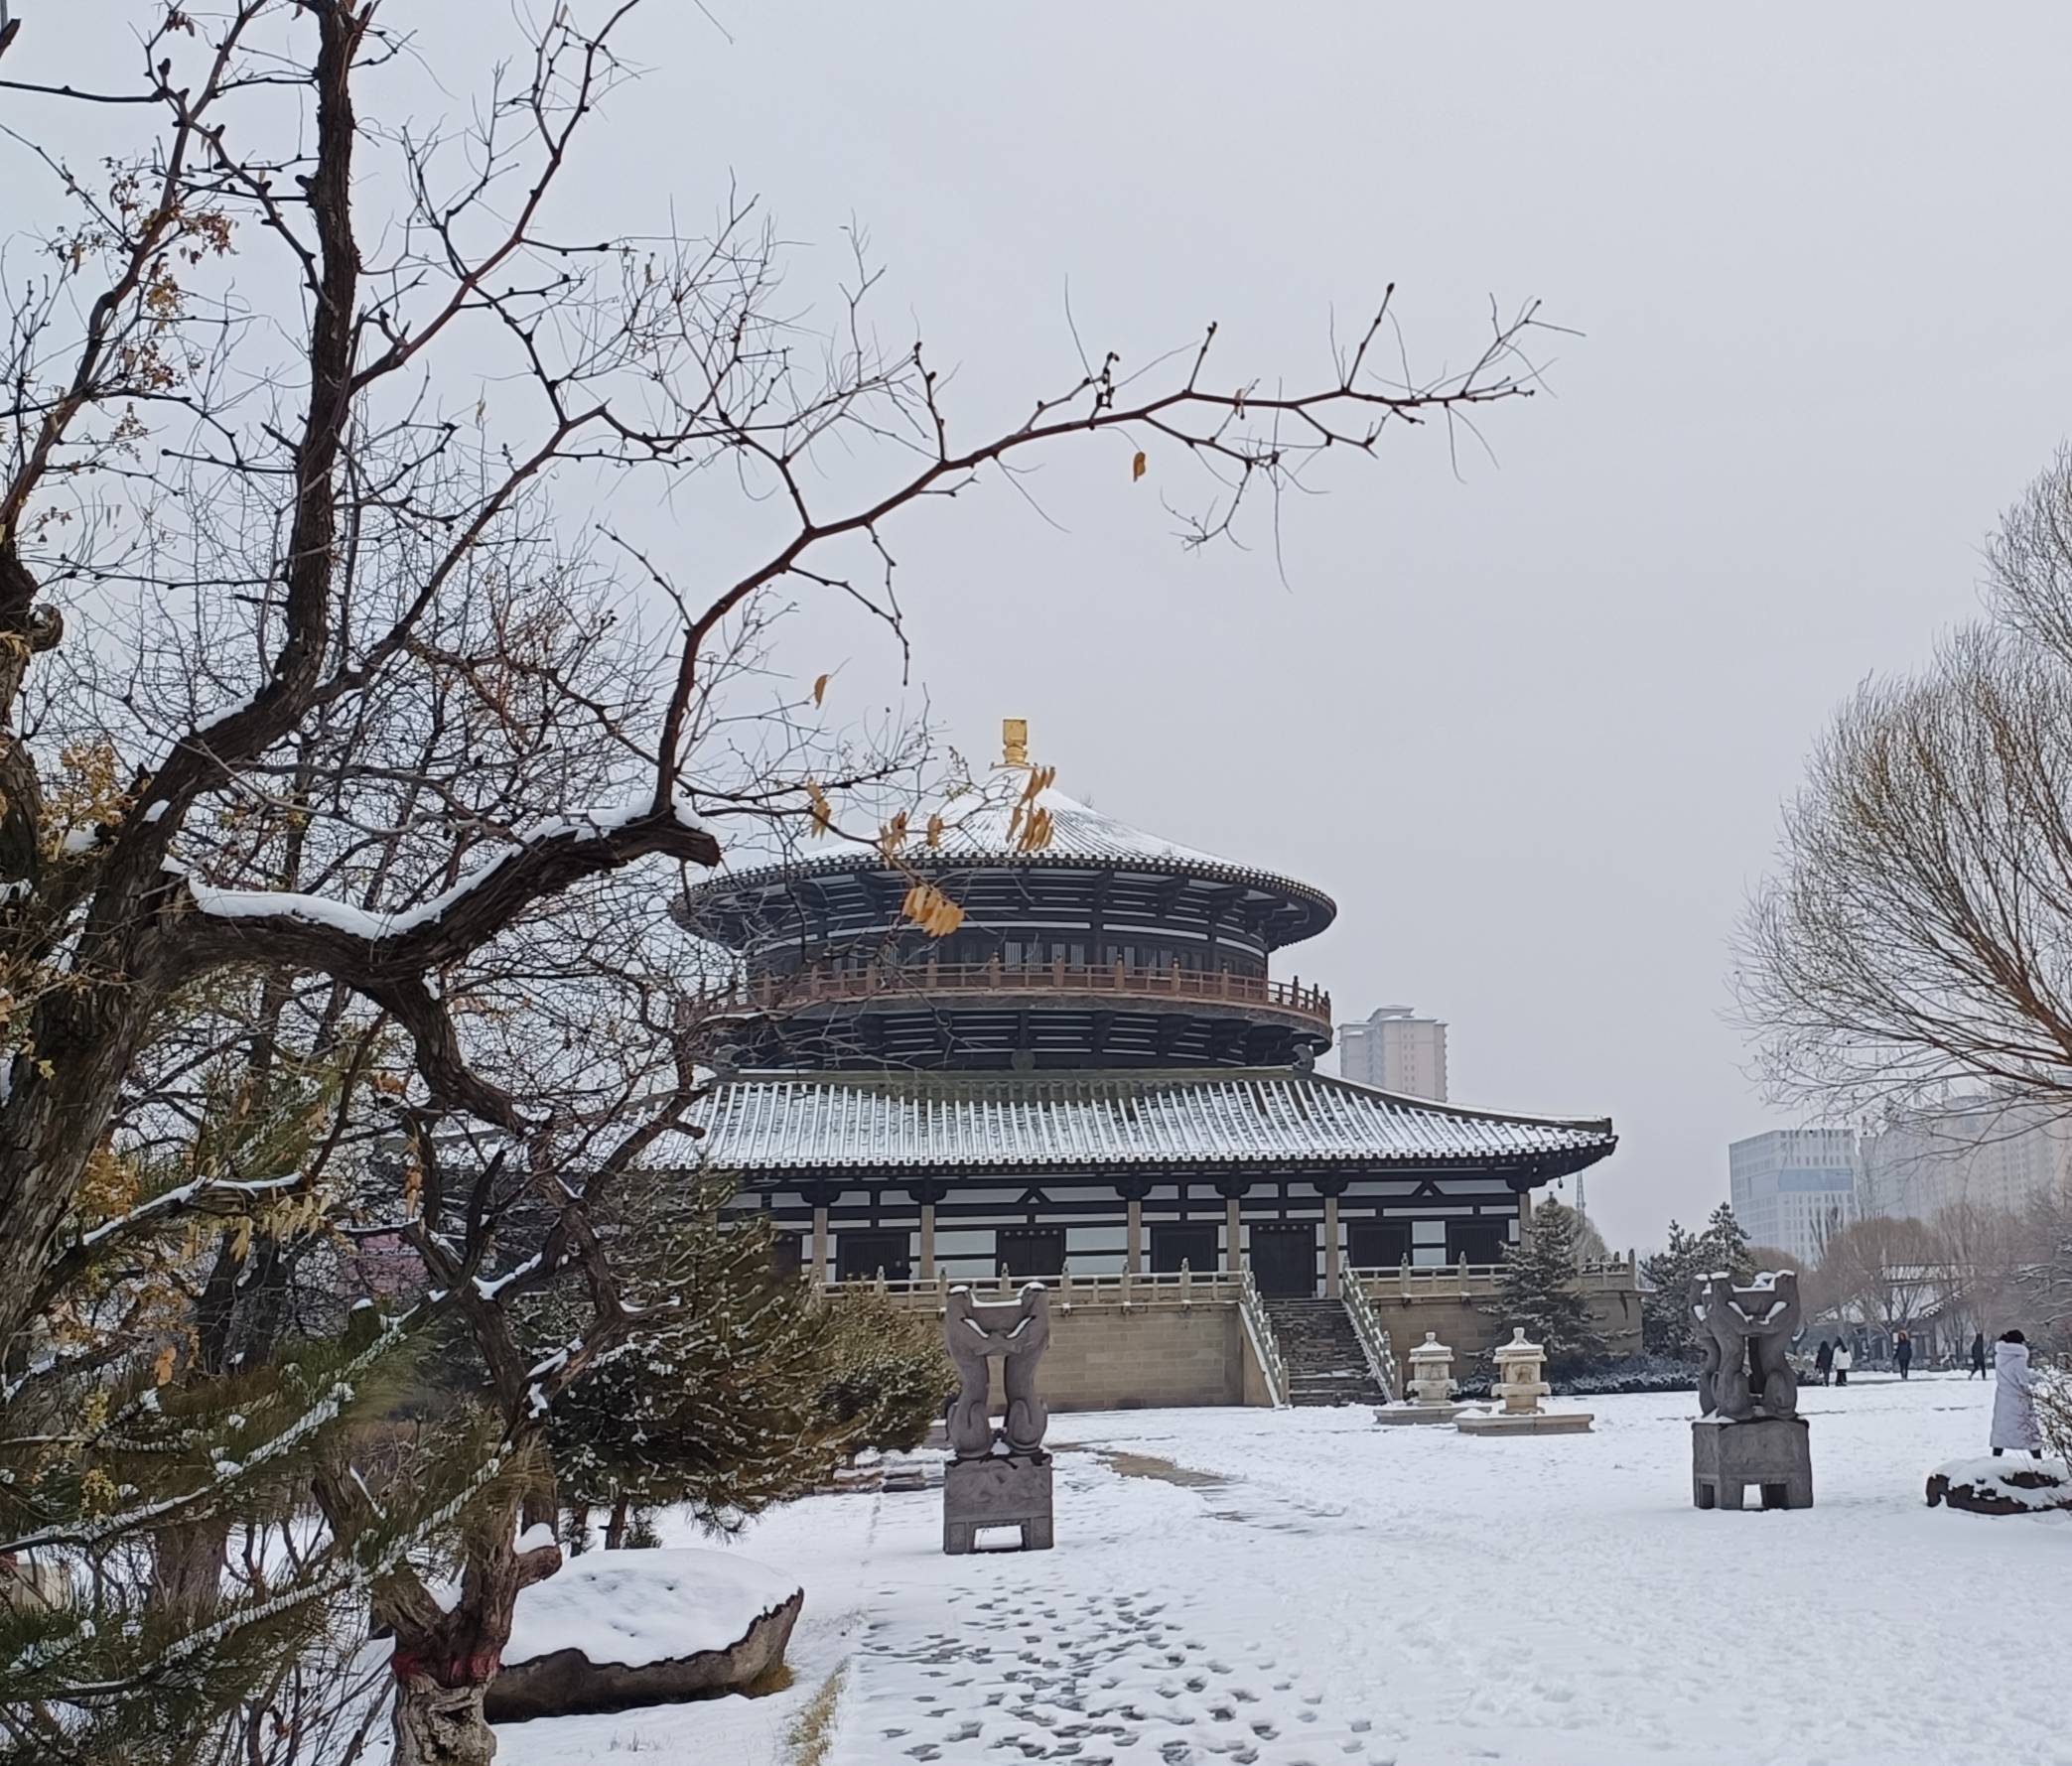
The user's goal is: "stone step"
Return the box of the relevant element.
[1260,1295,1386,1405]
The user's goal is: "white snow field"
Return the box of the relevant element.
[496,1374,2070,1766]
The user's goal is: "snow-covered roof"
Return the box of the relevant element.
[690,1068,1615,1175]
[692,771,1335,935]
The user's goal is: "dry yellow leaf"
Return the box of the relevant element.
[812,673,830,709]
[153,1344,176,1386]
[1132,451,1147,481]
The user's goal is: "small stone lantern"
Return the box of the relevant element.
[1407,1331,1456,1406]
[1456,1325,1594,1435]
[1376,1330,1471,1426]
[1490,1327,1550,1416]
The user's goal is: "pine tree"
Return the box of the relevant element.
[545,1192,957,1544]
[1639,1206,1761,1361]
[1700,1202,1756,1282]
[1491,1203,1606,1374]
[1639,1219,1705,1358]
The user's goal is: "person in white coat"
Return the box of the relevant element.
[1832,1340,1853,1387]
[1991,1330,2043,1460]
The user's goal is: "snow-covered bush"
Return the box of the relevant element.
[816,1293,956,1452]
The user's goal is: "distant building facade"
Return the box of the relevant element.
[1337,1005,1448,1101]
[1859,1097,2072,1224]
[1727,1128,1859,1264]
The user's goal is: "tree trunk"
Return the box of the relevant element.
[151,1514,232,1629]
[604,1494,629,1550]
[391,1672,496,1766]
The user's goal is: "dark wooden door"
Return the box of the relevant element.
[997,1227,1065,1280]
[1151,1221,1219,1275]
[1446,1218,1507,1267]
[1250,1223,1316,1296]
[1347,1219,1411,1272]
[836,1228,910,1284]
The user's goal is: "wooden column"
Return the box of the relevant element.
[811,1205,830,1289]
[1225,1194,1243,1273]
[1323,1192,1341,1299]
[918,1203,936,1280]
[1126,1197,1144,1275]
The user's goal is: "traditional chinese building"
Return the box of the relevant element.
[680,723,1619,1329]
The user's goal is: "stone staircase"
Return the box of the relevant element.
[1261,1297,1387,1407]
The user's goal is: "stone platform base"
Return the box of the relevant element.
[1456,1409,1594,1435]
[944,1452,1053,1554]
[1374,1403,1470,1426]
[1692,1416,1812,1510]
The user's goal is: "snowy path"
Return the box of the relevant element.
[496,1375,2071,1766]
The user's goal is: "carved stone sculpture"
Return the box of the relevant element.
[945,1283,1050,1458]
[941,1284,1054,1554]
[1690,1270,1802,1421]
[1688,1269,1813,1510]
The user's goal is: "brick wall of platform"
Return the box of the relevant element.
[984,1301,1272,1412]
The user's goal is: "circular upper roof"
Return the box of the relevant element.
[685,722,1338,944]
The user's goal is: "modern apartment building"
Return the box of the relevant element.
[1859,1096,2072,1224]
[1337,1005,1448,1101]
[1727,1128,1860,1265]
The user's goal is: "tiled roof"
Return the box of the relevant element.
[690,1068,1616,1174]
[690,783,1336,932]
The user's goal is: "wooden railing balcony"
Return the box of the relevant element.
[726,958,1331,1026]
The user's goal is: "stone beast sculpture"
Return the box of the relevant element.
[1690,1270,1803,1421]
[944,1283,1051,1458]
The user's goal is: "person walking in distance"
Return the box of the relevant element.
[1814,1338,1834,1387]
[1832,1339,1853,1387]
[1970,1331,1989,1380]
[1991,1330,2044,1461]
[1894,1329,1913,1382]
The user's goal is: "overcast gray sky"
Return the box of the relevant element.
[624,1,2072,1249]
[16,2,2072,1249]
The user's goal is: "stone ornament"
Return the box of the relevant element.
[1688,1269,1813,1509]
[941,1283,1055,1554]
[1455,1326,1594,1435]
[1490,1328,1551,1415]
[1407,1331,1456,1405]
[1689,1270,1802,1422]
[1376,1329,1472,1427]
[944,1282,1051,1458]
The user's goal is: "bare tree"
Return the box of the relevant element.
[0,0,1544,1372]
[0,5,1551,1759]
[1738,552,2072,1120]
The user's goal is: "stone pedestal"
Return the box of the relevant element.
[943,1452,1054,1554]
[1374,1401,1470,1426]
[1457,1409,1594,1436]
[1691,1417,1813,1511]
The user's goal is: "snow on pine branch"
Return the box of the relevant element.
[72,1171,304,1253]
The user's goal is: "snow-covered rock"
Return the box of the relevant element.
[1925,1455,2072,1516]
[487,1548,802,1722]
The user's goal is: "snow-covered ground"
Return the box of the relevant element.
[497,1373,2070,1766]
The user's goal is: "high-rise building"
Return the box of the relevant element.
[1727,1128,1859,1265]
[1859,1096,2072,1224]
[1337,1005,1448,1100]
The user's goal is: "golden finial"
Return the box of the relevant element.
[1001,717,1030,767]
